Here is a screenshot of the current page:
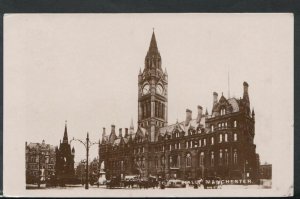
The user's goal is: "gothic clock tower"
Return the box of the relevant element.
[138,31,168,142]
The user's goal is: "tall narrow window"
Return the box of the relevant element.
[225,149,229,165]
[169,156,173,168]
[200,152,205,166]
[199,139,201,147]
[233,149,238,165]
[234,120,237,128]
[177,155,181,167]
[225,133,228,142]
[219,150,223,165]
[144,104,147,117]
[186,153,192,167]
[234,133,238,141]
[178,143,181,149]
[142,157,145,168]
[161,156,165,166]
[210,151,214,167]
[211,137,214,145]
[203,138,206,146]
[211,125,214,132]
[219,134,223,143]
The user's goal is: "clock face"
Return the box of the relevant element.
[156,85,163,95]
[142,84,150,95]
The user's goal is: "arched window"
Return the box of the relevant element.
[177,155,181,167]
[161,156,165,166]
[211,125,214,132]
[225,133,228,142]
[225,149,229,165]
[194,140,198,147]
[169,156,173,168]
[186,153,192,167]
[211,137,214,145]
[200,152,205,166]
[219,150,223,165]
[142,157,145,168]
[234,133,238,141]
[219,134,223,143]
[234,120,237,128]
[210,151,214,167]
[233,149,238,164]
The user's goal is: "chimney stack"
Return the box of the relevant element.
[185,109,192,126]
[243,81,249,93]
[213,92,218,105]
[196,105,203,123]
[119,128,122,138]
[125,128,129,137]
[111,125,116,134]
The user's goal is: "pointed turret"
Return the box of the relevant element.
[71,146,75,155]
[63,120,68,144]
[109,125,117,144]
[148,30,159,55]
[130,118,134,135]
[144,30,162,71]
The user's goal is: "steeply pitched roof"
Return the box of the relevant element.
[227,98,240,112]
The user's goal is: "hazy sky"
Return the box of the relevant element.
[4,14,293,167]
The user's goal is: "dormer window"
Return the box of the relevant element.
[220,108,226,116]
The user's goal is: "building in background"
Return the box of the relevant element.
[55,121,75,185]
[259,163,272,179]
[25,140,56,184]
[99,31,260,181]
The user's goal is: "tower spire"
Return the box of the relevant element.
[148,30,158,53]
[63,120,68,143]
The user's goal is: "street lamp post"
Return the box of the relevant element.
[71,132,99,190]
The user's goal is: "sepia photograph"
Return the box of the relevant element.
[3,13,293,197]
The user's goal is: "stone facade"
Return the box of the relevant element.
[25,140,56,183]
[99,31,260,181]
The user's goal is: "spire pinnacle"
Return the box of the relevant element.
[130,118,134,129]
[63,120,68,143]
[148,30,159,55]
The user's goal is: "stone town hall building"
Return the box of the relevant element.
[99,31,260,181]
